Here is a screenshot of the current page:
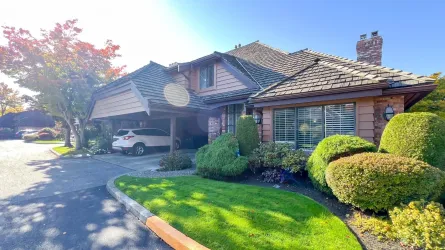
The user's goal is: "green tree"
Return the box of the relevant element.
[0,82,22,116]
[0,20,125,149]
[409,72,445,119]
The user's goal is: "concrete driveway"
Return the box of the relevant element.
[0,140,170,250]
[93,149,196,171]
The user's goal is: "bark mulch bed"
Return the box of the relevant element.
[238,174,407,250]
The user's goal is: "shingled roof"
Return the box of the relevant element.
[223,41,435,101]
[94,41,434,110]
[96,62,207,111]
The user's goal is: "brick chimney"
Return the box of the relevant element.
[356,31,383,65]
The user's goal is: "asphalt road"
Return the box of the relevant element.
[0,140,170,250]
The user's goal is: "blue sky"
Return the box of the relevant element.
[169,0,444,76]
[0,0,443,94]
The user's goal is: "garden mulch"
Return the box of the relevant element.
[238,175,408,250]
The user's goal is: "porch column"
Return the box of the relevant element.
[170,116,177,153]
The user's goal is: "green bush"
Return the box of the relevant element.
[23,133,38,142]
[196,133,248,179]
[379,112,445,170]
[159,151,193,171]
[84,125,100,142]
[307,135,377,193]
[326,153,445,212]
[248,142,292,173]
[352,201,445,249]
[282,149,307,174]
[235,115,260,156]
[390,200,445,249]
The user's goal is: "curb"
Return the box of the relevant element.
[107,174,209,250]
[49,148,62,157]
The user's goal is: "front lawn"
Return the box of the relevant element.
[115,176,361,250]
[52,146,89,156]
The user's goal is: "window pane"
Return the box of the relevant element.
[274,108,296,145]
[325,103,355,137]
[133,129,144,135]
[227,104,243,133]
[207,65,214,87]
[297,106,323,150]
[199,67,207,89]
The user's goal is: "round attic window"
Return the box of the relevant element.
[164,83,190,107]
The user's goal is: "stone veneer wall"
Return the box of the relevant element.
[373,95,404,145]
[208,116,221,144]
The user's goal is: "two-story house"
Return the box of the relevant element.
[88,32,436,152]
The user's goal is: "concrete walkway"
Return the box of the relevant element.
[93,149,196,171]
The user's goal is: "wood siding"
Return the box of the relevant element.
[189,62,247,95]
[172,73,188,87]
[262,107,273,142]
[90,90,145,119]
[356,98,375,142]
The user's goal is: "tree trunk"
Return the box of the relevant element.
[66,120,81,150]
[64,125,72,147]
[78,119,87,148]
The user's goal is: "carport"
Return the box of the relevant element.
[88,62,212,152]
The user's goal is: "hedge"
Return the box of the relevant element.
[196,133,248,179]
[306,135,377,193]
[326,153,445,212]
[235,115,260,156]
[379,112,445,170]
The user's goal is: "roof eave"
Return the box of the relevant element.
[251,82,389,104]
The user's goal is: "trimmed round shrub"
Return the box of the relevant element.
[196,133,248,179]
[390,200,445,249]
[379,112,445,170]
[235,115,260,156]
[326,153,445,212]
[307,135,377,193]
[159,151,192,171]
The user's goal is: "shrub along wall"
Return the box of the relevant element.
[326,153,445,212]
[306,135,377,194]
[379,112,445,170]
[196,133,248,179]
[235,115,260,156]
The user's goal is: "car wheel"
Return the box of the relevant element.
[133,143,145,156]
[175,140,180,150]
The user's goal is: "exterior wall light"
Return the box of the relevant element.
[383,105,395,121]
[254,112,262,124]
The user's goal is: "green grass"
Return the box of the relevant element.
[115,176,362,250]
[52,146,89,156]
[34,140,64,144]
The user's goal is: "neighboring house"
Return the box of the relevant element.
[88,31,436,151]
[0,110,55,131]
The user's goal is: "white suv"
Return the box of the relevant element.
[112,128,181,156]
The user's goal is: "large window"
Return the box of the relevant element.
[199,64,214,89]
[273,103,355,150]
[227,104,244,133]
